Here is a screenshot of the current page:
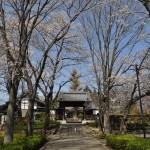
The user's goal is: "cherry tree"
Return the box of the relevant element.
[28,27,85,134]
[0,0,97,142]
[17,1,97,136]
[80,0,149,134]
[106,47,149,134]
[0,0,62,142]
[115,49,150,134]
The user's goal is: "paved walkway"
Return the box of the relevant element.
[40,125,110,150]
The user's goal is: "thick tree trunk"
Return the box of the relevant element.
[44,98,50,134]
[119,110,129,134]
[4,86,17,143]
[27,99,34,136]
[103,108,110,134]
[17,99,22,118]
[120,120,127,135]
[98,109,104,133]
[102,77,111,134]
[103,95,111,134]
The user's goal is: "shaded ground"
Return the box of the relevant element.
[40,124,110,150]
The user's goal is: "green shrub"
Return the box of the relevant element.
[0,135,47,150]
[106,135,132,149]
[14,119,26,130]
[49,120,60,128]
[0,136,4,145]
[14,134,25,140]
[35,113,45,122]
[14,118,60,131]
[126,138,150,150]
[106,135,150,150]
[14,124,26,130]
[33,120,60,129]
[0,134,25,146]
[34,122,44,129]
[126,122,148,131]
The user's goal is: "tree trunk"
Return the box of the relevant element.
[103,108,110,134]
[119,110,129,134]
[44,98,50,134]
[103,96,111,134]
[4,86,17,143]
[120,120,127,135]
[17,99,22,118]
[27,99,34,136]
[98,109,104,133]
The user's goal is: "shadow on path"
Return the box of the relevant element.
[40,124,109,150]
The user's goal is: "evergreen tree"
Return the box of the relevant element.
[70,69,81,91]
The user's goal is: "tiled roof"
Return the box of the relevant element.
[59,92,91,102]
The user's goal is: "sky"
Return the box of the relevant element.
[0,0,150,105]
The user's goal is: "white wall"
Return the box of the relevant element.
[21,100,28,109]
[93,110,99,115]
[1,115,6,125]
[21,100,37,109]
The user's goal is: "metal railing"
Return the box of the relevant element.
[59,124,83,138]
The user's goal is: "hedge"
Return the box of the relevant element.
[14,120,60,130]
[106,135,150,150]
[110,115,150,131]
[0,135,47,150]
[0,136,4,145]
[49,120,60,129]
[0,134,25,146]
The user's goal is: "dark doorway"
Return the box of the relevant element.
[65,107,83,123]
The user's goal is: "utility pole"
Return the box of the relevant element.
[135,64,146,138]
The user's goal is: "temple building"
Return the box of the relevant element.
[0,92,99,125]
[55,92,98,124]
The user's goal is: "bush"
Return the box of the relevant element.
[126,122,148,131]
[34,120,60,129]
[14,119,60,133]
[35,113,45,122]
[0,135,47,150]
[34,122,44,129]
[0,134,25,146]
[49,120,60,128]
[14,118,26,130]
[14,134,26,140]
[0,136,4,145]
[106,135,150,150]
[106,135,135,149]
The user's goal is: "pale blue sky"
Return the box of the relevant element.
[0,0,150,104]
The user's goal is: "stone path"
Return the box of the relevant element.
[40,125,110,150]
